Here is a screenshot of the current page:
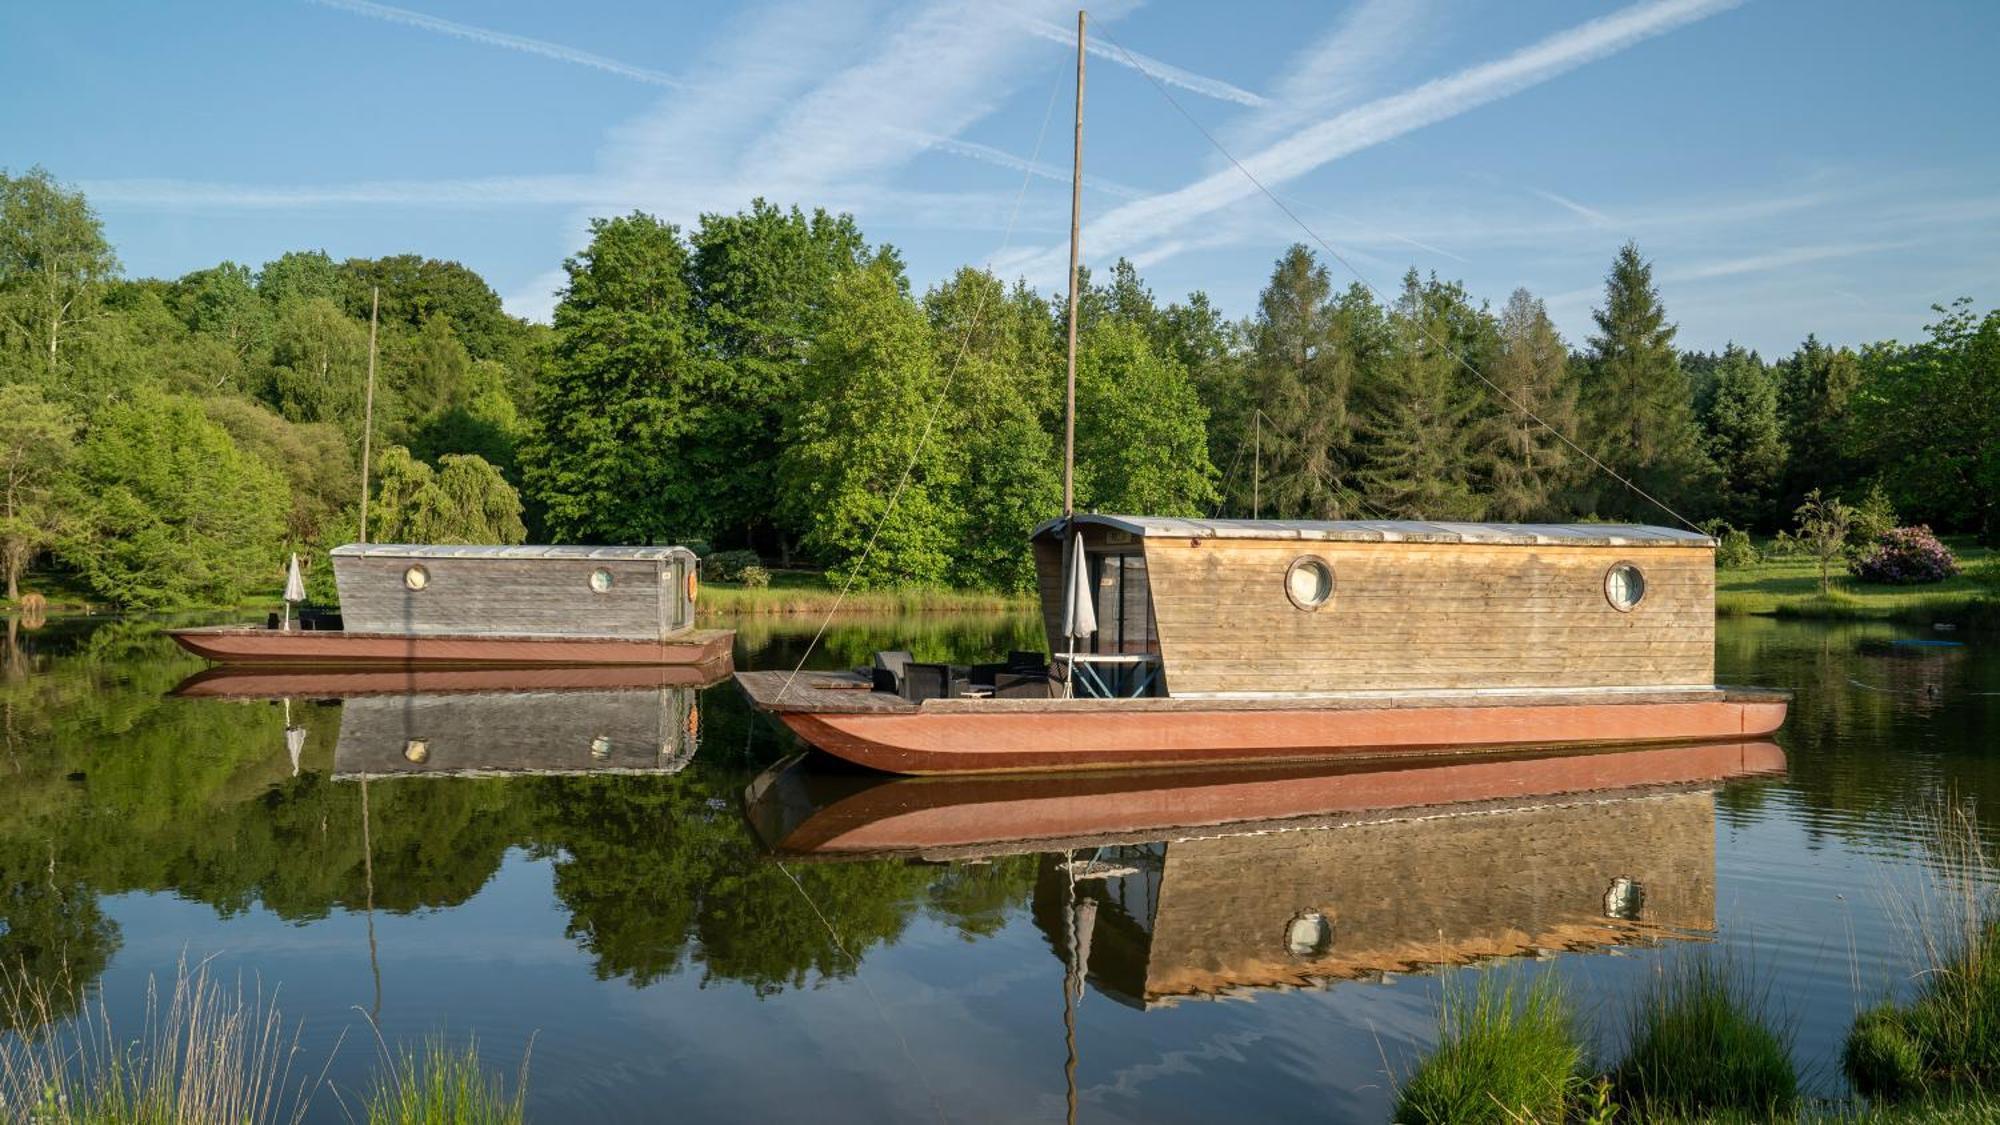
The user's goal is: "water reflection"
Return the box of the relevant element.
[750,741,1786,1007]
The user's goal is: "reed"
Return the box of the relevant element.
[1845,798,2000,1103]
[1608,956,1797,1119]
[1393,970,1585,1125]
[0,956,314,1124]
[359,1035,528,1125]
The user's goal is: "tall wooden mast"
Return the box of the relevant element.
[1062,10,1085,519]
[358,286,380,545]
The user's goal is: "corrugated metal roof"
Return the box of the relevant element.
[330,543,697,561]
[1030,515,1713,548]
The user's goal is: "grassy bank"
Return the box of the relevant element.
[696,568,1033,616]
[1715,544,1999,627]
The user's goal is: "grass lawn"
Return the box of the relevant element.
[1716,542,1999,627]
[696,568,1033,616]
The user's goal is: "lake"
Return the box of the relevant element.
[0,611,1993,1121]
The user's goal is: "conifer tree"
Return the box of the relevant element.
[1776,334,1861,509]
[1356,272,1486,519]
[1703,345,1785,529]
[1245,245,1357,518]
[1480,288,1577,520]
[1580,242,1709,520]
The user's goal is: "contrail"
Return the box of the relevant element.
[308,0,685,88]
[1019,16,1267,107]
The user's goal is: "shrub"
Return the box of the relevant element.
[1717,528,1759,569]
[1845,919,2000,1103]
[704,549,761,582]
[739,564,771,589]
[1848,482,1900,551]
[1609,958,1796,1119]
[1851,526,1959,585]
[1395,971,1584,1124]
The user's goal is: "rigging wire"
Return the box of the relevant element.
[774,64,1068,703]
[1093,24,1705,534]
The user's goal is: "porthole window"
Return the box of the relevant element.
[403,564,430,591]
[1285,910,1334,958]
[1604,876,1645,920]
[1604,562,1645,612]
[403,739,429,764]
[589,735,612,761]
[1285,556,1335,611]
[589,567,614,593]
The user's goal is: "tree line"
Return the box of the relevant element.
[2,165,1993,606]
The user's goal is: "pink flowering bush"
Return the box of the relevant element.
[1849,525,1959,585]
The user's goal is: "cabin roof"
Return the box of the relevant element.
[1030,515,1713,548]
[330,543,696,561]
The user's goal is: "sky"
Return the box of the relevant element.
[3,0,1995,355]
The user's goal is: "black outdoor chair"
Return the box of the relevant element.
[993,672,1055,699]
[871,650,914,694]
[901,662,955,703]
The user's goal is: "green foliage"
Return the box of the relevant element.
[0,166,119,380]
[1073,316,1216,516]
[362,1036,527,1125]
[264,296,369,427]
[1853,300,2000,544]
[1792,488,1856,594]
[738,564,770,589]
[1580,242,1711,519]
[1702,520,1760,569]
[704,549,762,582]
[1482,288,1577,521]
[780,260,959,587]
[58,389,288,607]
[0,382,77,599]
[1356,271,1488,519]
[1703,344,1786,528]
[1778,334,1862,511]
[1244,246,1359,519]
[1849,482,1900,551]
[370,446,525,545]
[1844,913,2000,1099]
[1608,958,1797,1119]
[1394,971,1584,1124]
[525,212,715,545]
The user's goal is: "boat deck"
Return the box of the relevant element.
[734,670,1786,714]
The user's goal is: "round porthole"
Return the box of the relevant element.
[403,739,429,765]
[1285,556,1335,611]
[1285,910,1334,958]
[589,567,614,593]
[686,568,699,604]
[1604,876,1645,920]
[403,564,430,591]
[1604,562,1645,612]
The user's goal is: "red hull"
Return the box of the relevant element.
[737,672,1787,775]
[169,626,734,667]
[748,739,1788,858]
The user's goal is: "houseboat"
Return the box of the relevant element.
[735,516,1789,774]
[171,544,733,667]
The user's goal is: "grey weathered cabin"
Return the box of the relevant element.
[331,544,699,640]
[332,687,701,779]
[1030,516,1716,697]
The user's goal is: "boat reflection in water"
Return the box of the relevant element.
[173,664,727,780]
[748,740,1784,1005]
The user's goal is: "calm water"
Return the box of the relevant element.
[0,611,1995,1120]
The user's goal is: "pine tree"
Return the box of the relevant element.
[1245,246,1360,519]
[1480,288,1577,520]
[1580,242,1710,521]
[1702,344,1785,529]
[1776,334,1862,510]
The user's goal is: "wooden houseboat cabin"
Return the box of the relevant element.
[171,544,734,667]
[736,516,1789,774]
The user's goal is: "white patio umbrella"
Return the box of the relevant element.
[283,697,307,776]
[282,553,306,631]
[1059,531,1096,698]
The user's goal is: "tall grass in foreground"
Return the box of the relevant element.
[359,1035,528,1125]
[1609,956,1798,1120]
[1394,971,1587,1124]
[1846,798,2000,1103]
[0,956,313,1124]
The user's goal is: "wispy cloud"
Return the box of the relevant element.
[1671,239,1915,282]
[307,0,685,88]
[1228,0,1435,150]
[1018,15,1267,107]
[914,133,1145,199]
[1010,0,1743,280]
[1529,187,1614,226]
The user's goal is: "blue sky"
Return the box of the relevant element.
[4,0,1994,354]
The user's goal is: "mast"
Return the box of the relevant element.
[1062,10,1085,519]
[358,286,380,545]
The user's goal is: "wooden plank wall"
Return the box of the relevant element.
[334,556,680,639]
[1137,791,1716,1000]
[1142,538,1714,693]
